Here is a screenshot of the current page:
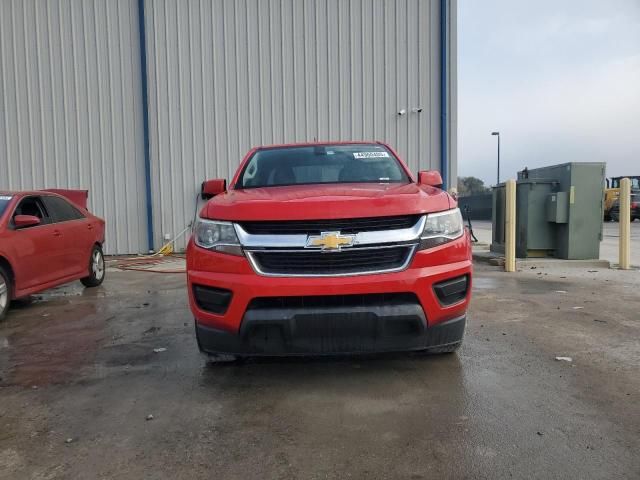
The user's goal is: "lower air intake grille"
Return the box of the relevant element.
[247,292,421,310]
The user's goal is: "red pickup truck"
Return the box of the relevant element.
[187,142,472,360]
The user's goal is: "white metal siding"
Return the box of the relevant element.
[0,0,147,254]
[1,0,456,254]
[145,0,456,250]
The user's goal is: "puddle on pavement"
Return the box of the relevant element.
[0,298,106,387]
[513,277,568,295]
[473,274,568,295]
[472,277,500,290]
[100,343,155,367]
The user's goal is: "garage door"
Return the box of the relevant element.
[145,0,446,249]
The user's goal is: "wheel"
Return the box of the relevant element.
[0,266,12,321]
[81,245,105,288]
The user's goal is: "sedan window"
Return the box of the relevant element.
[42,196,85,223]
[13,197,50,225]
[0,196,11,218]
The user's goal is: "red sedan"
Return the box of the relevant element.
[0,189,106,320]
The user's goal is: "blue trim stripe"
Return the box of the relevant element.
[440,0,448,189]
[138,0,154,252]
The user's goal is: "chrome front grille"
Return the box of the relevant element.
[236,215,425,277]
[247,245,415,276]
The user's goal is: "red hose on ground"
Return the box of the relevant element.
[108,256,186,274]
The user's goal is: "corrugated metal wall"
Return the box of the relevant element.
[1,0,456,254]
[0,0,147,254]
[145,0,457,250]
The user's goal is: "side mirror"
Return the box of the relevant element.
[14,215,41,229]
[201,179,227,199]
[418,170,444,189]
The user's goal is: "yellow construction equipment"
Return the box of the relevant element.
[604,176,640,220]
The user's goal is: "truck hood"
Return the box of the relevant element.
[202,183,452,221]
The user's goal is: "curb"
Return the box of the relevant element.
[472,249,611,269]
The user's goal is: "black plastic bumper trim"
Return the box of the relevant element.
[433,275,469,306]
[195,311,466,357]
[192,284,232,315]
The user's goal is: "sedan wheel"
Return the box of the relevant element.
[81,246,106,288]
[0,267,11,321]
[92,250,105,280]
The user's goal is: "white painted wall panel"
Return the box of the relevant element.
[145,0,456,251]
[0,0,146,254]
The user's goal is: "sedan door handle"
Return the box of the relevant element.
[87,224,94,230]
[53,230,62,237]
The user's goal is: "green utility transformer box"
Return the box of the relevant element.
[491,162,605,260]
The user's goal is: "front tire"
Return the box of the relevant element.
[0,266,12,321]
[81,245,105,288]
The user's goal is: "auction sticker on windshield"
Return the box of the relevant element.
[353,151,390,159]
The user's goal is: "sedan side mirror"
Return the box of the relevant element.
[201,179,227,199]
[418,170,444,189]
[14,214,41,229]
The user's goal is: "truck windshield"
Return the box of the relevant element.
[236,144,410,189]
[0,196,12,218]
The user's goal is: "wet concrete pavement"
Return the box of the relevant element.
[0,265,638,479]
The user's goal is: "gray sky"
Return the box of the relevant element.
[458,0,640,185]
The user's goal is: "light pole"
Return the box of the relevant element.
[491,131,500,184]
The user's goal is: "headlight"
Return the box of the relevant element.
[419,208,464,250]
[193,218,244,256]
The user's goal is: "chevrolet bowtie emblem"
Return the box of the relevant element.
[306,231,355,251]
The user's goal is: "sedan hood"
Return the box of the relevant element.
[202,183,452,221]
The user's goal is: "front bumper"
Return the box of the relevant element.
[196,312,466,356]
[188,233,472,355]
